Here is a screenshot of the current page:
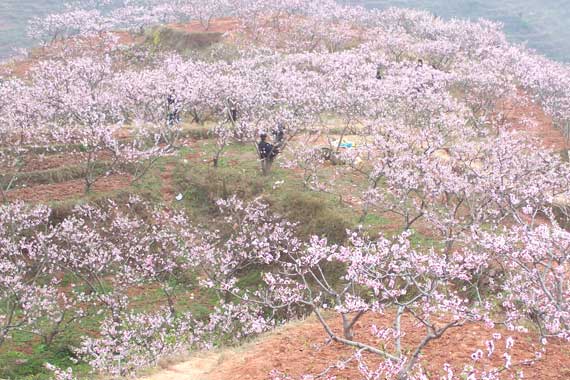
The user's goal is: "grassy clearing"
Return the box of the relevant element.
[146,26,224,55]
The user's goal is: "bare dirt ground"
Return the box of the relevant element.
[0,151,115,173]
[160,162,178,202]
[502,93,568,151]
[140,313,570,380]
[6,174,132,203]
[170,17,241,34]
[140,351,225,380]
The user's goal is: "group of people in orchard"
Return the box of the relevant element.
[166,57,425,176]
[166,91,285,175]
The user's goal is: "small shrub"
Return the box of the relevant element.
[175,164,264,211]
[274,191,353,244]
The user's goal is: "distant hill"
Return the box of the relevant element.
[358,0,570,62]
[1,0,570,62]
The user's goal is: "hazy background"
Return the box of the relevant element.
[0,0,569,62]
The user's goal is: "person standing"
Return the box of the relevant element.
[166,89,180,127]
[258,133,276,175]
[376,63,385,80]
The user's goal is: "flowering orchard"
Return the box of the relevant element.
[1,0,570,379]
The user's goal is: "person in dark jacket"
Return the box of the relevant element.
[166,89,180,126]
[376,65,383,80]
[273,123,285,146]
[226,98,238,124]
[258,133,277,175]
[258,133,275,158]
[229,105,238,123]
[376,63,387,80]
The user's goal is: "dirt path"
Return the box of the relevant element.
[139,314,570,380]
[140,351,225,380]
[160,162,178,203]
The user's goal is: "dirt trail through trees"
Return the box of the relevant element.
[140,352,224,380]
[139,314,570,380]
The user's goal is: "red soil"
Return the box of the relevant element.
[170,17,240,34]
[501,93,568,151]
[6,174,132,203]
[160,162,177,202]
[0,151,115,173]
[212,313,570,380]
